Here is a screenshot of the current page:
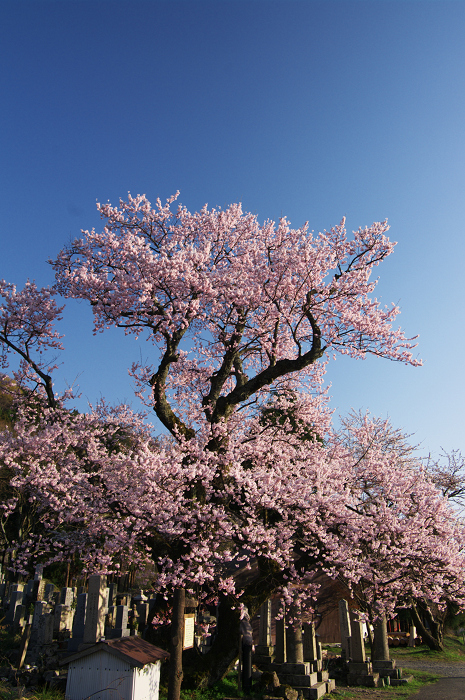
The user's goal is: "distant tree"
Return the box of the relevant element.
[426,449,465,513]
[315,413,465,651]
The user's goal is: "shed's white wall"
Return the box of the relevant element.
[65,649,161,700]
[133,662,161,700]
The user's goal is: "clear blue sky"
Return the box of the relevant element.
[1,0,464,457]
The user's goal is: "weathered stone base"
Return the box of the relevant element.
[372,659,396,670]
[390,675,413,686]
[325,679,336,694]
[347,672,380,687]
[307,681,329,699]
[269,662,334,698]
[253,644,275,670]
[348,661,373,674]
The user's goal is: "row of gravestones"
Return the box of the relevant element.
[0,573,158,663]
[253,600,336,699]
[338,600,412,688]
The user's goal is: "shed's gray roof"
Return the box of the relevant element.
[61,637,170,668]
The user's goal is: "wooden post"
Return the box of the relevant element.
[168,588,185,700]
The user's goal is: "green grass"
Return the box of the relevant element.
[0,683,65,700]
[389,634,465,663]
[330,667,441,698]
[158,672,254,700]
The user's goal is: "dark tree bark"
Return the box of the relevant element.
[410,601,444,652]
[168,587,185,700]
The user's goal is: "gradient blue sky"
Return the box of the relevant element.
[1,0,464,457]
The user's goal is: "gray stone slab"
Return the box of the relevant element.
[259,600,272,646]
[83,575,107,644]
[349,611,366,662]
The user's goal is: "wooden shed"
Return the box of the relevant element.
[62,637,169,700]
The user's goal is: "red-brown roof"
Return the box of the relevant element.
[62,637,170,668]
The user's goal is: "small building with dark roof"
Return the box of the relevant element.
[62,637,169,700]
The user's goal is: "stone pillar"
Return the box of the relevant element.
[32,600,48,630]
[303,622,318,661]
[349,611,366,662]
[37,613,54,646]
[13,604,27,632]
[113,604,129,638]
[83,574,107,644]
[54,604,72,638]
[258,599,272,647]
[373,616,390,661]
[253,599,274,667]
[60,587,74,607]
[108,583,118,608]
[44,583,56,602]
[136,602,149,633]
[29,579,46,604]
[68,592,87,652]
[286,622,303,663]
[338,599,352,660]
[275,607,287,664]
[6,589,25,625]
[372,616,396,677]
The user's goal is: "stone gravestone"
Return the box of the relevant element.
[274,605,286,664]
[253,600,274,669]
[372,616,396,680]
[347,611,379,687]
[13,604,27,632]
[54,604,72,639]
[60,587,74,607]
[372,616,390,661]
[303,621,321,671]
[68,592,87,652]
[27,601,50,661]
[30,579,46,604]
[136,602,150,635]
[6,588,25,625]
[37,612,54,646]
[112,604,130,638]
[44,583,56,602]
[107,583,117,608]
[286,621,303,663]
[105,605,116,638]
[338,599,351,660]
[83,575,107,645]
[349,613,366,662]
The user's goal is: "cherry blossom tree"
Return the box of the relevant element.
[52,192,421,445]
[0,280,64,408]
[0,193,428,685]
[314,413,465,651]
[426,449,465,513]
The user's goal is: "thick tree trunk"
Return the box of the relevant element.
[168,588,185,700]
[183,558,282,688]
[410,602,444,652]
[182,595,242,688]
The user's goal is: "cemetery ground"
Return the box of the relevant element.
[1,629,464,700]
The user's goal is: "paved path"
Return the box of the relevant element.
[394,660,465,699]
[397,660,465,676]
